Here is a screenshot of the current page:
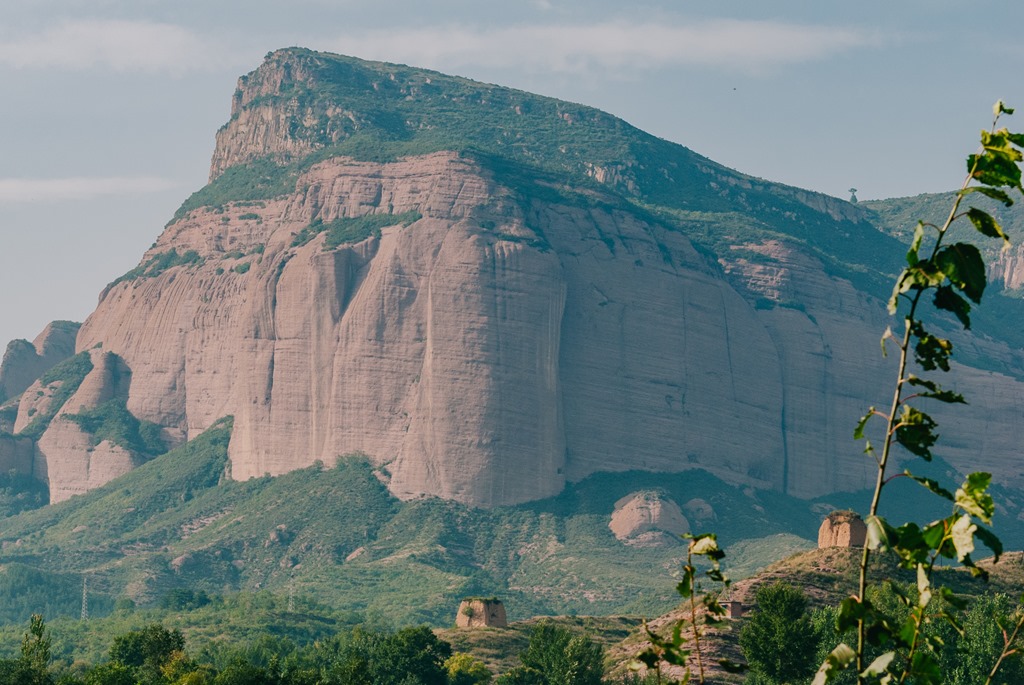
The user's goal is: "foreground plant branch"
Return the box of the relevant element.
[814,102,1024,685]
[632,533,746,684]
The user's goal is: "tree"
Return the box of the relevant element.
[814,103,1024,685]
[516,624,604,685]
[739,583,817,684]
[20,613,53,685]
[495,667,546,685]
[109,624,186,669]
[445,653,492,685]
[370,626,452,685]
[938,594,1024,685]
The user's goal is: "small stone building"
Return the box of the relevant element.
[455,598,507,628]
[720,600,744,618]
[818,510,867,548]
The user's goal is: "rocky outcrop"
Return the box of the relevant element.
[609,491,690,546]
[817,510,867,548]
[990,242,1024,292]
[455,598,507,628]
[30,349,138,503]
[68,146,1024,507]
[0,321,79,403]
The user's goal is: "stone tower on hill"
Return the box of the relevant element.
[818,510,867,548]
[455,598,507,628]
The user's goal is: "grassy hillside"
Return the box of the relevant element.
[4,415,1021,645]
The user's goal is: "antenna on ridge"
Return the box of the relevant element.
[81,576,89,621]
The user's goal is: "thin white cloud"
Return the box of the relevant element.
[330,20,882,74]
[0,177,177,203]
[0,19,241,73]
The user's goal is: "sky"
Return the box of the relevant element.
[0,0,1022,348]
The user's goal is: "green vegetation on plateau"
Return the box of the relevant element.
[167,48,907,307]
[108,248,204,290]
[292,210,422,248]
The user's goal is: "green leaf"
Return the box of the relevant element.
[982,129,1024,161]
[967,207,1011,246]
[934,243,986,303]
[837,596,869,632]
[933,285,972,329]
[917,563,932,607]
[865,515,891,552]
[906,222,924,266]
[895,405,938,460]
[676,572,693,599]
[970,150,1023,187]
[956,472,995,522]
[909,650,942,685]
[861,651,895,679]
[960,186,1014,207]
[904,471,954,500]
[906,375,965,405]
[854,409,874,440]
[994,100,1015,117]
[974,524,1003,561]
[939,587,968,611]
[951,514,977,561]
[890,522,931,567]
[717,659,748,674]
[690,533,725,561]
[911,322,952,372]
[921,520,946,549]
[811,643,857,685]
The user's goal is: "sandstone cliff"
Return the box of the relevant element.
[29,49,1024,507]
[0,321,79,404]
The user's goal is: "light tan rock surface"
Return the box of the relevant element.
[32,349,138,503]
[609,491,690,546]
[0,321,79,403]
[67,147,1024,507]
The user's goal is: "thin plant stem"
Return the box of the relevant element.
[855,164,977,684]
[983,612,1024,685]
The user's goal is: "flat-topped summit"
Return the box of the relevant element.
[3,49,1024,508]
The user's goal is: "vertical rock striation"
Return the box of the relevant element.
[27,48,1024,506]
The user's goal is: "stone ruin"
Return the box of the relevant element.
[455,598,507,628]
[818,510,867,548]
[720,600,744,618]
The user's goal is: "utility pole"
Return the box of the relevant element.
[80,576,89,621]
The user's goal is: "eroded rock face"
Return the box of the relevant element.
[0,321,79,403]
[32,349,138,503]
[609,491,690,546]
[68,147,1024,508]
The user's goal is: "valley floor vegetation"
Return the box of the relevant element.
[0,614,621,685]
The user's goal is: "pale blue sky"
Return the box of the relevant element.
[1,0,1021,347]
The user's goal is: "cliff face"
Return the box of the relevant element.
[0,321,79,404]
[71,147,1024,506]
[31,49,1024,507]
